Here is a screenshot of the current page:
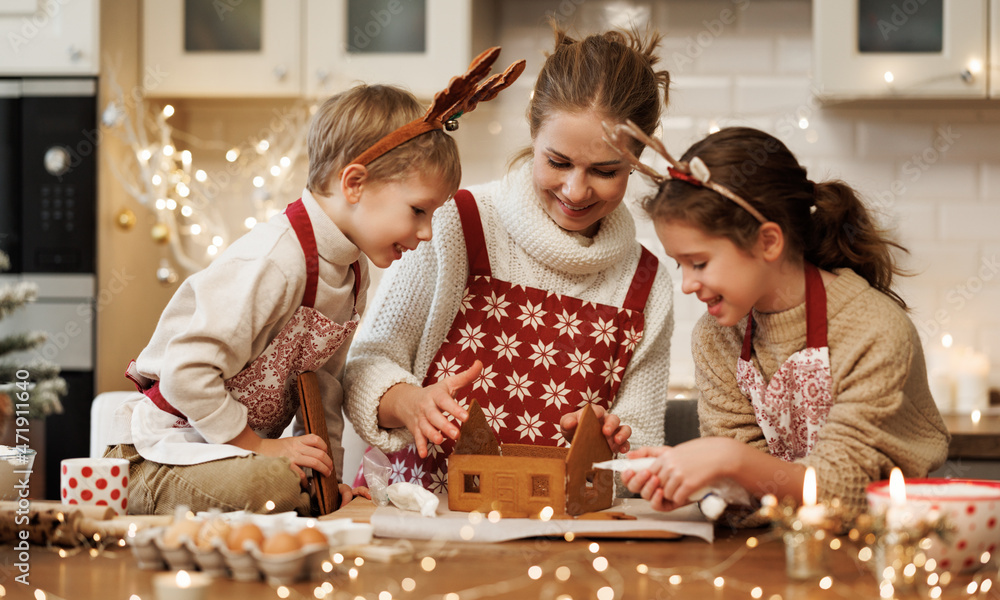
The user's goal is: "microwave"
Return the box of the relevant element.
[813,0,995,100]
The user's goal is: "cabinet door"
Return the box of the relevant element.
[0,0,98,75]
[814,0,988,100]
[304,0,476,99]
[992,0,1000,98]
[143,0,302,97]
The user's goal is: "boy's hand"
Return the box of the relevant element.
[380,360,482,459]
[559,405,631,453]
[257,433,334,485]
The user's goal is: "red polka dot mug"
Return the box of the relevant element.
[60,457,129,515]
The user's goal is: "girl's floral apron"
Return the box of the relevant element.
[367,190,659,491]
[127,199,361,464]
[736,262,833,461]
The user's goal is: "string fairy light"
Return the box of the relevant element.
[102,67,313,283]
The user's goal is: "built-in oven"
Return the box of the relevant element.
[0,77,97,499]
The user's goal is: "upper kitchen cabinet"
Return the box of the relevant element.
[0,0,99,75]
[813,0,992,101]
[143,0,302,97]
[141,0,493,98]
[305,0,493,99]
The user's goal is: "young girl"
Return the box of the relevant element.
[612,125,949,522]
[344,27,675,492]
[104,83,466,515]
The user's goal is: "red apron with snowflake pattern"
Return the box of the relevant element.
[372,189,658,491]
[736,262,833,462]
[127,199,361,464]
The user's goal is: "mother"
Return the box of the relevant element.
[344,26,675,490]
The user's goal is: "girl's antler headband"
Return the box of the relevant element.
[602,120,768,224]
[348,47,526,168]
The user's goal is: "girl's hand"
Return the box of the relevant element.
[257,434,334,485]
[559,405,631,453]
[622,438,742,512]
[380,360,482,459]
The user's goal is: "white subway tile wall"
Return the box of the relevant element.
[464,0,1000,388]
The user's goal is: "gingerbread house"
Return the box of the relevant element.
[447,400,614,517]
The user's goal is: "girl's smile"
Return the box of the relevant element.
[654,218,773,327]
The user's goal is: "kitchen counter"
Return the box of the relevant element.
[942,412,1000,459]
[2,499,995,600]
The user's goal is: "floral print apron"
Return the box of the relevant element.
[128,199,361,458]
[370,190,659,491]
[736,262,833,461]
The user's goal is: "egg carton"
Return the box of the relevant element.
[129,511,375,585]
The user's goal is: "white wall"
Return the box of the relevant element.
[100,0,1000,397]
[457,0,1000,391]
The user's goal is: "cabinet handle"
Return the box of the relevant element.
[273,65,289,81]
[67,45,82,62]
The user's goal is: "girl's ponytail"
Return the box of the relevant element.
[808,180,909,309]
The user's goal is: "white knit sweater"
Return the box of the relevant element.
[343,162,674,453]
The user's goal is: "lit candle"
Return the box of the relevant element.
[885,468,915,531]
[797,467,826,526]
[153,569,210,600]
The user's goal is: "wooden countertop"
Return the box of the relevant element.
[942,412,1000,459]
[2,500,992,600]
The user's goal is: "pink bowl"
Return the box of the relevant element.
[866,478,1000,572]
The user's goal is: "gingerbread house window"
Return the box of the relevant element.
[531,475,549,497]
[464,473,481,494]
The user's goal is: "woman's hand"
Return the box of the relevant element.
[378,360,483,458]
[622,438,743,512]
[559,404,631,453]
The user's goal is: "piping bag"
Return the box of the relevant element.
[592,457,751,520]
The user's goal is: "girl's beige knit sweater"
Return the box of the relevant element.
[694,268,949,520]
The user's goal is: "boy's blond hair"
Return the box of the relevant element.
[306,84,461,196]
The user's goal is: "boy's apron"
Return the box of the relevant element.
[126,198,361,464]
[362,189,659,491]
[736,262,833,462]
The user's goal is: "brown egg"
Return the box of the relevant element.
[261,531,302,555]
[161,518,203,549]
[196,518,232,550]
[226,522,265,553]
[295,526,328,547]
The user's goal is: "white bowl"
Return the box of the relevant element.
[0,446,36,501]
[867,478,1000,572]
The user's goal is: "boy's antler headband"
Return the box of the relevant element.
[602,120,768,224]
[347,47,526,168]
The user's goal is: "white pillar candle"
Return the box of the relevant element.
[153,569,209,600]
[885,468,916,531]
[796,467,827,526]
[954,349,989,414]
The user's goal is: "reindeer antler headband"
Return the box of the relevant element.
[602,120,768,224]
[347,47,526,169]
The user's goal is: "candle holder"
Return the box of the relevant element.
[759,495,844,581]
[852,509,950,595]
